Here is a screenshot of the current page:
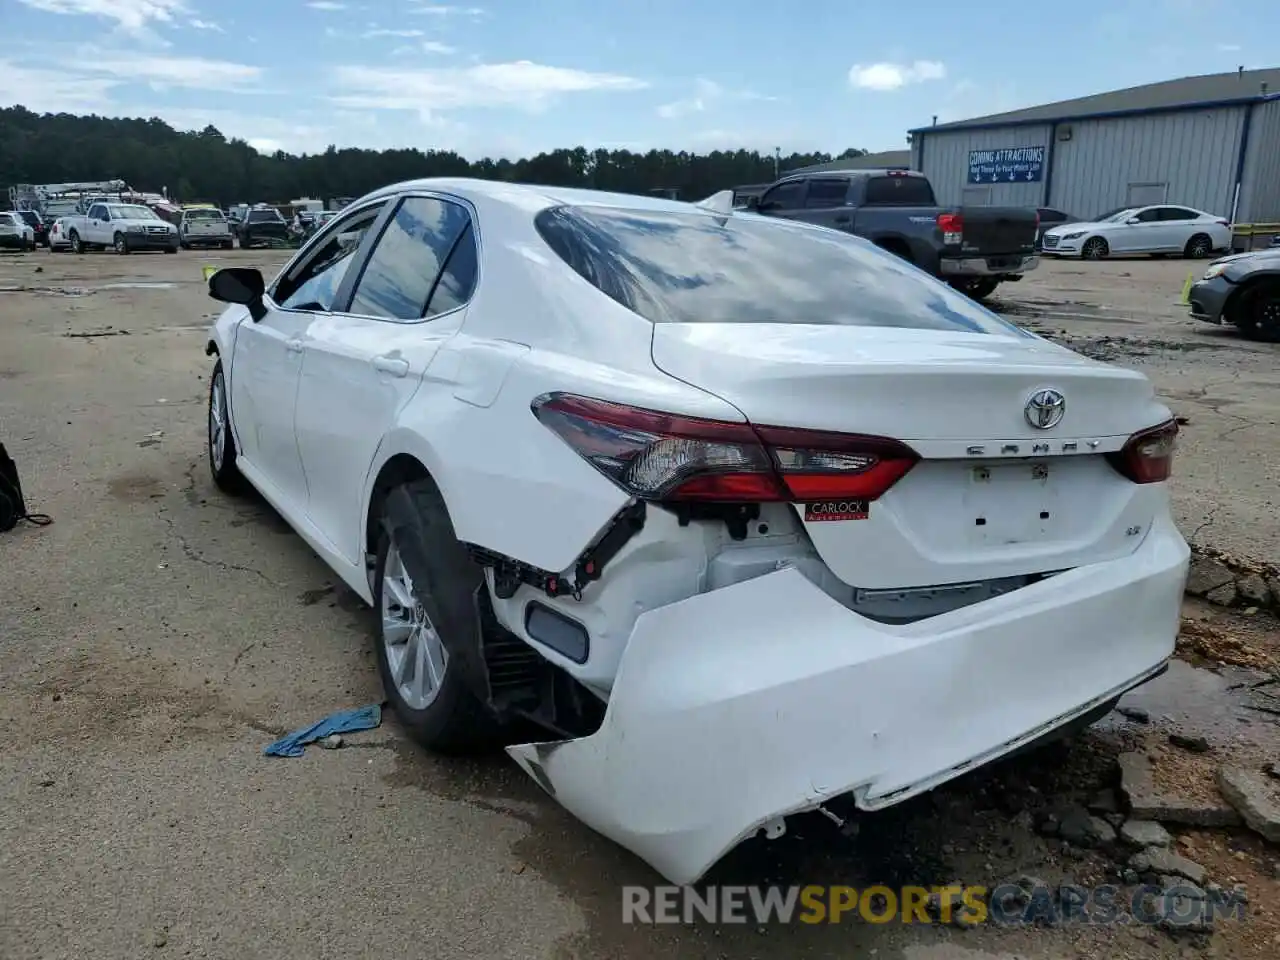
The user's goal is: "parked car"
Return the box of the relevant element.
[745,169,1039,301]
[0,211,35,250]
[1041,205,1231,260]
[202,178,1188,885]
[47,217,72,251]
[15,210,50,248]
[179,207,234,250]
[235,207,289,248]
[63,201,179,254]
[1035,207,1075,249]
[1188,247,1280,342]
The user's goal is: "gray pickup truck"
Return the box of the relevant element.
[744,169,1040,300]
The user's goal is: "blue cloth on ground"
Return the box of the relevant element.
[263,703,383,757]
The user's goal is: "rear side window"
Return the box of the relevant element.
[534,205,1026,335]
[863,176,935,206]
[348,196,472,322]
[804,179,849,208]
[1159,207,1199,221]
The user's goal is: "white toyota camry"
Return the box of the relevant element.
[204,178,1189,884]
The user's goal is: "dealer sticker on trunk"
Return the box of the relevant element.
[804,500,869,522]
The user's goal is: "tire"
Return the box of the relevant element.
[164,245,178,254]
[1240,283,1280,343]
[113,232,129,255]
[69,231,83,254]
[373,478,500,755]
[180,240,190,250]
[952,277,1000,300]
[207,359,246,494]
[222,240,233,250]
[1184,233,1213,259]
[1081,237,1109,260]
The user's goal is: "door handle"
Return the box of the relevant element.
[286,338,304,353]
[372,355,409,377]
[834,215,851,224]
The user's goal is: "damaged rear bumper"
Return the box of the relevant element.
[507,513,1188,884]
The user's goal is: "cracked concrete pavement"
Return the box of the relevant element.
[1,249,1276,960]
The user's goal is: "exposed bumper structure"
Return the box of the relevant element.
[939,254,1039,276]
[508,513,1188,884]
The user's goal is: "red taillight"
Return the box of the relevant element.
[937,212,963,245]
[531,393,919,503]
[1107,419,1178,484]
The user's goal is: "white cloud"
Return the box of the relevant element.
[657,78,723,119]
[1216,43,1242,52]
[188,18,221,31]
[421,40,457,54]
[848,60,946,92]
[87,55,263,92]
[15,0,188,33]
[406,2,485,17]
[331,61,648,118]
[307,1,346,8]
[0,59,118,113]
[364,28,426,38]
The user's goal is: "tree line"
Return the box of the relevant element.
[0,106,867,206]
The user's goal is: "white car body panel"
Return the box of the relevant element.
[1042,205,1231,257]
[205,177,1189,885]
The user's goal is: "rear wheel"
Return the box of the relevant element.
[1081,237,1108,260]
[69,231,83,254]
[1184,233,1213,259]
[951,277,1000,300]
[373,478,500,754]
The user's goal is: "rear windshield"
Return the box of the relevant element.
[17,211,40,226]
[533,205,1027,335]
[185,209,224,221]
[248,209,283,222]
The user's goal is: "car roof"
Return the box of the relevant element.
[365,177,707,217]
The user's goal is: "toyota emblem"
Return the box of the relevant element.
[1025,389,1066,429]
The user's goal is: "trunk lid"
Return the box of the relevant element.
[951,206,1038,257]
[651,322,1173,590]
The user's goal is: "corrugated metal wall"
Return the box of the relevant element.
[1237,99,1280,223]
[1048,109,1244,219]
[917,126,1051,206]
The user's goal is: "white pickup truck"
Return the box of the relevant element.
[64,200,179,255]
[178,207,233,250]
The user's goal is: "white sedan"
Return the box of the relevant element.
[1041,204,1232,259]
[203,178,1189,884]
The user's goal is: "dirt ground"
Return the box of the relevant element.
[1,248,1278,960]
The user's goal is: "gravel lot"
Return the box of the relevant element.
[1,248,1278,960]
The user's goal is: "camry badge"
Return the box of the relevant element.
[1025,389,1066,429]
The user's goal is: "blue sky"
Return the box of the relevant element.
[0,0,1271,160]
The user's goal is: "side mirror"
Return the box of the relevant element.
[1125,217,1141,225]
[745,195,761,211]
[209,267,267,320]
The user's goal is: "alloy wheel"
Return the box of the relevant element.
[381,541,449,710]
[209,370,227,471]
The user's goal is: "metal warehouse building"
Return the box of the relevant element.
[909,67,1280,225]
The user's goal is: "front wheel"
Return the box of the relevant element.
[1239,283,1280,343]
[374,478,501,754]
[113,233,129,255]
[208,359,246,494]
[1081,237,1109,260]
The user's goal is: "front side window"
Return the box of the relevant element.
[348,197,472,322]
[758,180,804,211]
[1159,207,1199,221]
[273,204,386,311]
[1134,208,1160,223]
[534,205,1027,336]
